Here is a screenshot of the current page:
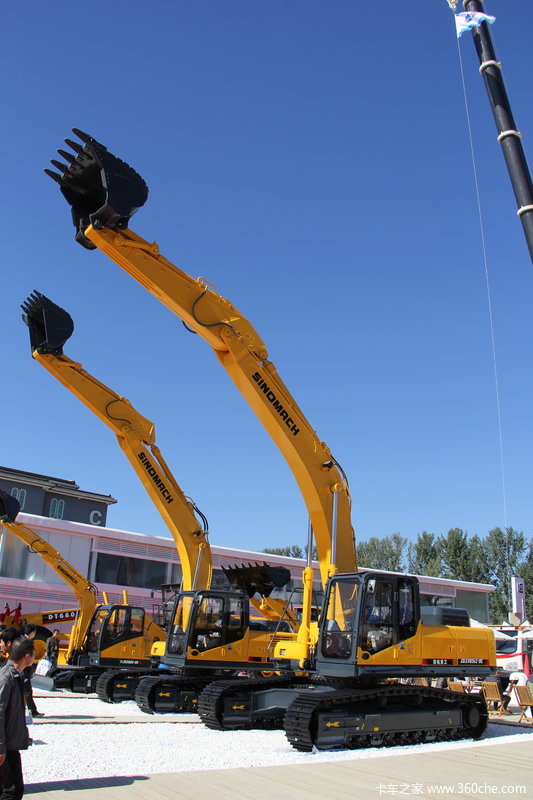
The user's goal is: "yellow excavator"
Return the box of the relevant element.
[21,293,301,710]
[0,490,96,664]
[0,599,81,644]
[0,606,78,636]
[0,490,166,692]
[42,130,496,749]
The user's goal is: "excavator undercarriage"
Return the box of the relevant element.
[197,677,487,751]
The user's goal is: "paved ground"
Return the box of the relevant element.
[24,740,533,800]
[23,689,533,800]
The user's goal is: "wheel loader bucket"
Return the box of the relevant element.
[0,491,20,523]
[45,129,148,250]
[222,562,291,598]
[21,291,74,355]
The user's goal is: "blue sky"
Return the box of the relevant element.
[2,1,532,554]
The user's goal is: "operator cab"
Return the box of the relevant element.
[165,590,249,663]
[82,604,147,665]
[316,572,420,677]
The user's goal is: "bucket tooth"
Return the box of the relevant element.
[0,490,20,523]
[44,169,63,184]
[58,149,76,164]
[71,128,92,143]
[46,128,149,249]
[65,138,83,153]
[51,159,69,173]
[21,291,74,355]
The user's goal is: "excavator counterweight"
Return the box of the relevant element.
[45,129,148,250]
[21,291,74,355]
[0,490,20,523]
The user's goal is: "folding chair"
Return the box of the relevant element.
[482,681,510,715]
[515,685,533,723]
[448,681,465,693]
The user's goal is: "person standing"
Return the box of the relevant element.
[20,628,42,719]
[44,630,60,670]
[0,636,35,799]
[0,631,19,670]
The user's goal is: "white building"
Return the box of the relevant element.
[0,466,494,623]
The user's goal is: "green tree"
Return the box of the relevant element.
[304,544,318,561]
[437,528,470,580]
[357,533,407,572]
[437,529,491,585]
[459,534,492,585]
[407,532,443,577]
[263,545,304,558]
[485,527,527,624]
[517,537,533,622]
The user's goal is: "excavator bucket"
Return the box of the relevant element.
[0,490,20,523]
[45,128,148,250]
[222,562,291,598]
[21,291,74,355]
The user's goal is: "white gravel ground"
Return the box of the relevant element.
[22,693,533,784]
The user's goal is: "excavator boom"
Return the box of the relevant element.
[21,293,301,611]
[45,130,357,589]
[22,292,212,594]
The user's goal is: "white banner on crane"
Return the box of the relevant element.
[511,576,526,620]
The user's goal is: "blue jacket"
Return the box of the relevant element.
[0,663,30,753]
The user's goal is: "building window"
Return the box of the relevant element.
[455,589,489,624]
[49,498,65,519]
[210,569,231,589]
[94,552,167,590]
[10,488,26,510]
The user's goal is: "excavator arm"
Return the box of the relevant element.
[21,292,212,594]
[22,294,300,634]
[0,491,96,659]
[45,131,357,589]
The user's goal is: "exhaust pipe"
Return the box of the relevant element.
[21,291,74,355]
[45,129,148,249]
[0,491,20,523]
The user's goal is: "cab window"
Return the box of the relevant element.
[167,595,194,655]
[398,580,417,639]
[321,577,358,659]
[193,596,224,651]
[226,597,245,645]
[130,608,144,635]
[361,580,394,654]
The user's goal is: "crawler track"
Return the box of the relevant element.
[135,675,213,715]
[47,667,101,694]
[95,669,159,704]
[197,676,305,730]
[284,685,488,752]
